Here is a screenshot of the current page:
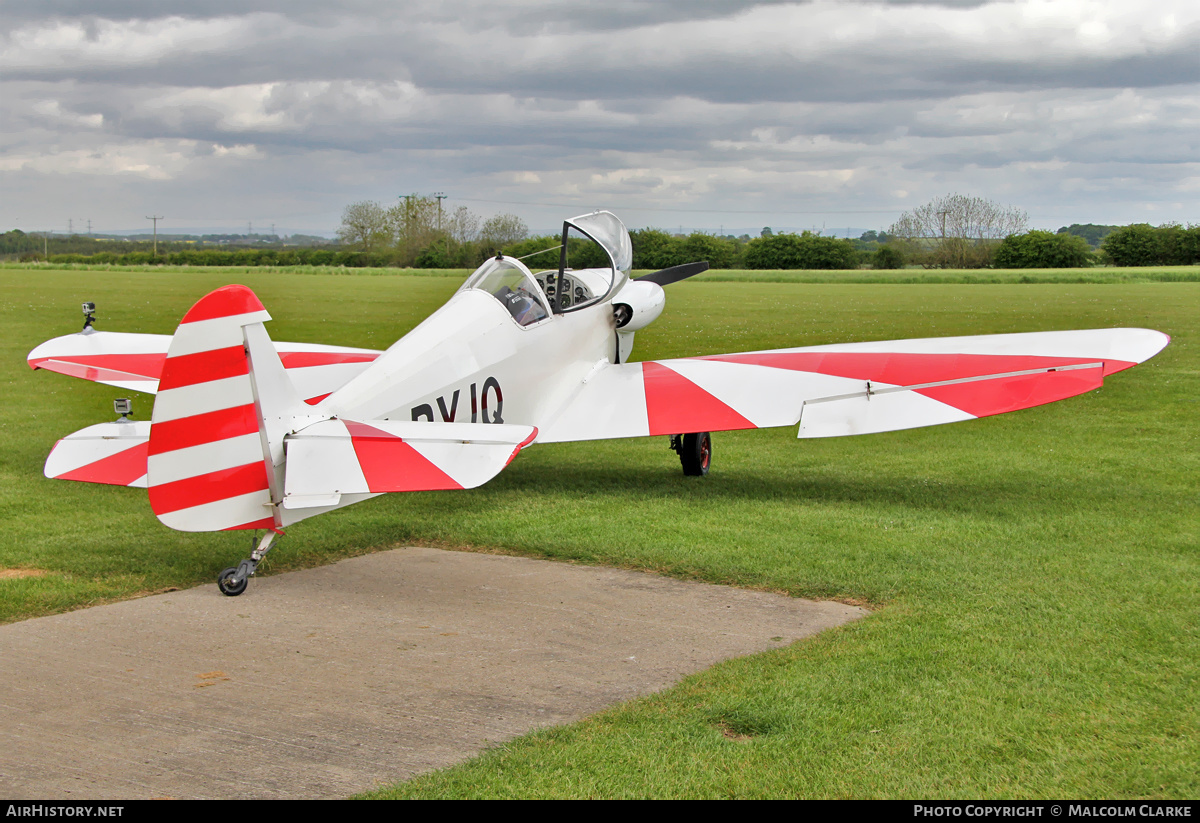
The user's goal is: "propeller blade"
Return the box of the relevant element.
[634,261,710,286]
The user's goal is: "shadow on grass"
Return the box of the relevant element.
[482,460,1130,519]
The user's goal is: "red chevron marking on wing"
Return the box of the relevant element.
[641,362,756,436]
[919,366,1105,418]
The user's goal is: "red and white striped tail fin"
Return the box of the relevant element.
[147,285,301,533]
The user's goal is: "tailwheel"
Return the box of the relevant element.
[217,567,247,597]
[215,530,281,597]
[674,432,712,477]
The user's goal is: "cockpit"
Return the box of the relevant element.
[458,211,633,326]
[459,256,551,327]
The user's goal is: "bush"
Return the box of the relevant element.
[873,246,905,269]
[743,232,857,269]
[502,235,561,270]
[1158,223,1200,266]
[1102,224,1163,266]
[680,233,737,269]
[414,239,456,268]
[629,229,682,270]
[993,230,1092,268]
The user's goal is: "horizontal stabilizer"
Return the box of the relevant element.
[29,330,381,403]
[44,421,150,487]
[29,332,169,393]
[282,420,537,511]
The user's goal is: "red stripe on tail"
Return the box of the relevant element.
[223,517,278,532]
[180,285,266,324]
[148,461,270,515]
[147,404,260,455]
[157,345,250,390]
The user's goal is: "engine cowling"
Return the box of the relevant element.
[612,280,665,332]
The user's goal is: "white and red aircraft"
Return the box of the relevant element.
[28,211,1169,595]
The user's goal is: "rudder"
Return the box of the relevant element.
[147,285,290,532]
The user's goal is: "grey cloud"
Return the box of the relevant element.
[9,12,1197,112]
[3,2,1197,233]
[0,1,992,31]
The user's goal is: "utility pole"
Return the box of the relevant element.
[87,219,92,236]
[146,215,164,257]
[68,218,73,235]
[400,193,417,247]
[937,209,951,267]
[434,192,446,232]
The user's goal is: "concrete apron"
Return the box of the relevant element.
[0,547,867,799]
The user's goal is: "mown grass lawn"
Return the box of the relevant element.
[1,267,1195,798]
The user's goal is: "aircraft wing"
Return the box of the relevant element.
[27,330,382,404]
[536,328,1169,443]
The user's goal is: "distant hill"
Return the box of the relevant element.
[1057,224,1120,249]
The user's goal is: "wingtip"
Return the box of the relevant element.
[1129,328,1171,363]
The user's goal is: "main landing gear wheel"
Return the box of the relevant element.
[217,567,247,596]
[674,431,712,476]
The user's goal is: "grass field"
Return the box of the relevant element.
[1,267,1196,798]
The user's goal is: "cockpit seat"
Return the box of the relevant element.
[494,285,549,327]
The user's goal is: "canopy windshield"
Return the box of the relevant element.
[459,256,551,327]
[532,211,632,313]
[566,211,632,274]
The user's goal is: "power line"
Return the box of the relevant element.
[452,196,897,216]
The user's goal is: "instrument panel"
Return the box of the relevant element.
[534,271,592,310]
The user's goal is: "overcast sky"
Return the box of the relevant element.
[2,0,1197,236]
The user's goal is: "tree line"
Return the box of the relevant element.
[7,193,1197,270]
[887,195,1198,268]
[0,229,327,260]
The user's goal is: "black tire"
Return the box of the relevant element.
[680,432,711,476]
[217,567,247,597]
